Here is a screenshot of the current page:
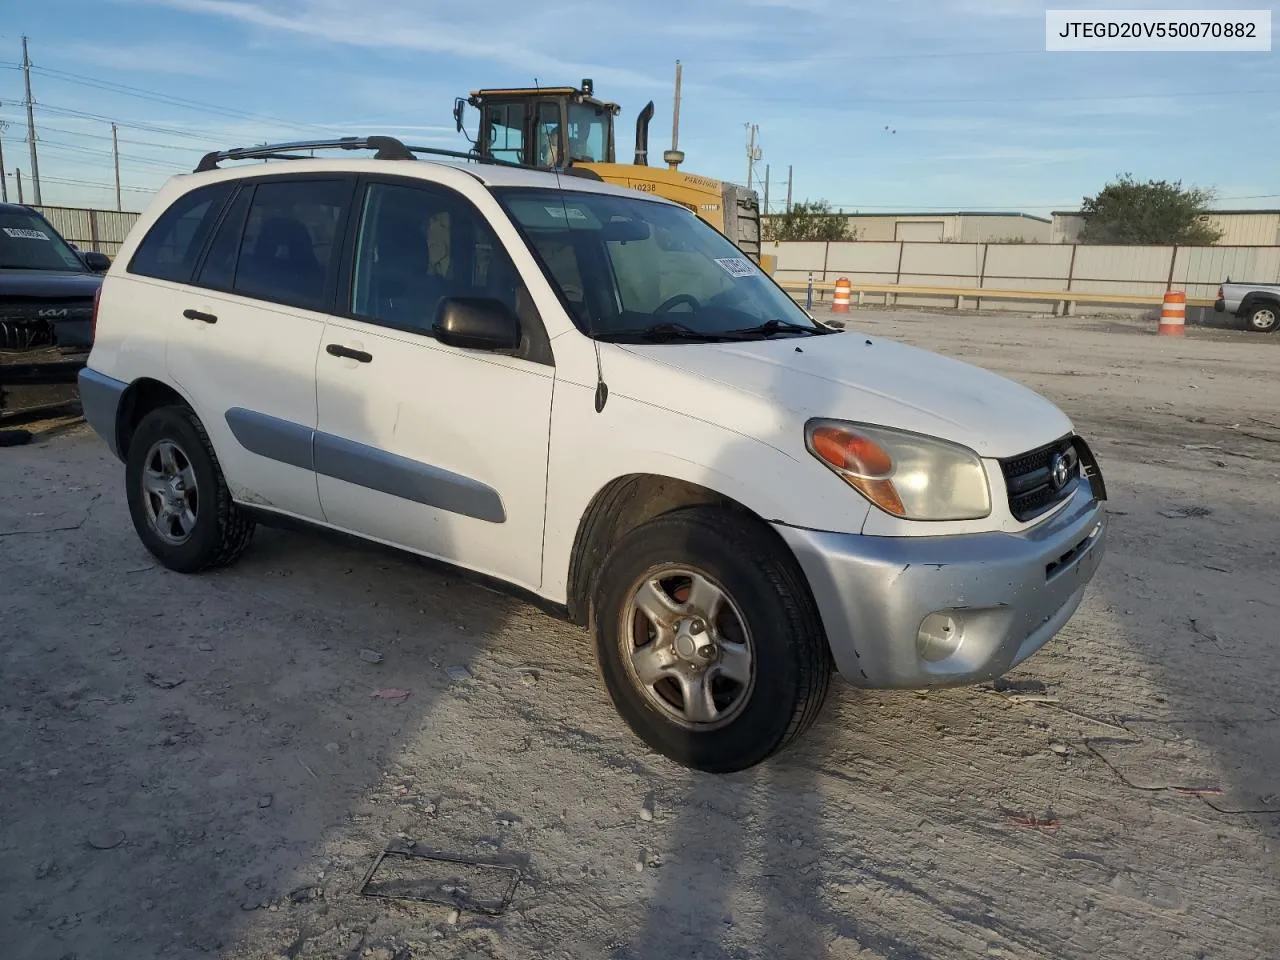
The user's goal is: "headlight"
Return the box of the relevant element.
[805,420,991,521]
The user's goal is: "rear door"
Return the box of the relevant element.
[162,175,357,520]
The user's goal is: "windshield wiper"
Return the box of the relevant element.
[727,317,833,338]
[595,321,739,344]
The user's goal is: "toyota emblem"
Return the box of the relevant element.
[1050,453,1072,491]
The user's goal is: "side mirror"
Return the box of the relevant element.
[83,251,111,272]
[453,98,466,133]
[433,297,520,351]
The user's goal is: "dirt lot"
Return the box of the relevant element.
[2,309,1277,960]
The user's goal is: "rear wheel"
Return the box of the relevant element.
[125,405,255,572]
[1245,303,1279,332]
[593,507,831,772]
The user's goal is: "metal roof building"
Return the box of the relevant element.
[836,211,1053,243]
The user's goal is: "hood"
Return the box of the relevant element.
[611,329,1073,459]
[0,268,102,300]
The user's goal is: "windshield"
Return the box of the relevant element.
[566,103,609,163]
[0,209,87,272]
[496,189,822,342]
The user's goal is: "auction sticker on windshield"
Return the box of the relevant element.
[715,257,757,278]
[3,227,50,240]
[545,206,588,221]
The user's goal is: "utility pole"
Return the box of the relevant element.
[21,36,42,206]
[744,123,759,192]
[664,60,685,171]
[111,123,122,212]
[15,167,24,204]
[786,164,794,214]
[763,163,770,216]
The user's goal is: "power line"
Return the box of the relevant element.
[28,64,334,132]
[31,139,180,169]
[715,88,1278,105]
[692,47,1047,65]
[33,173,153,194]
[17,121,199,153]
[29,103,247,145]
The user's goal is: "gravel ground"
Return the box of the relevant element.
[1,308,1277,960]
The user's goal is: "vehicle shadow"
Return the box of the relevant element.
[608,320,907,959]
[0,340,530,960]
[608,307,1280,960]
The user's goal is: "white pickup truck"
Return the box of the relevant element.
[77,138,1109,772]
[1215,280,1280,332]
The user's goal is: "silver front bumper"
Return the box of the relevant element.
[774,484,1107,688]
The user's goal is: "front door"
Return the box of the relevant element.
[313,178,555,591]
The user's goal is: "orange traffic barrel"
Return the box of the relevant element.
[833,277,852,313]
[1158,291,1186,336]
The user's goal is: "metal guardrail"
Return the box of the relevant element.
[781,278,1216,315]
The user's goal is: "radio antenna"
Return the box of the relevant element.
[536,77,607,412]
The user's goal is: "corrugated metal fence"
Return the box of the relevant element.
[770,240,1280,306]
[30,205,141,257]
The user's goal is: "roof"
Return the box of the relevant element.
[1051,208,1280,217]
[172,155,679,204]
[835,210,1053,223]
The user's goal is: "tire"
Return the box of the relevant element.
[125,404,255,573]
[1245,303,1279,333]
[592,506,831,773]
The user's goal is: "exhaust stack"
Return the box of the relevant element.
[634,101,655,166]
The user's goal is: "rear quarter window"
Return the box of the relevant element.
[128,183,234,283]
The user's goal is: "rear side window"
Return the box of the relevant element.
[232,179,349,312]
[128,183,233,283]
[195,187,252,291]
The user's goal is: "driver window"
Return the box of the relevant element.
[351,182,522,333]
[535,102,562,167]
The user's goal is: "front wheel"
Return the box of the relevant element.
[1245,303,1279,333]
[593,507,831,772]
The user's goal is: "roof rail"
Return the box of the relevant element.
[193,136,533,173]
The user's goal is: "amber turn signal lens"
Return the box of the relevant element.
[810,426,894,477]
[809,426,906,516]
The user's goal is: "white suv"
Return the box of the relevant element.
[78,137,1108,772]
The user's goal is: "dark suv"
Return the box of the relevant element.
[0,202,111,413]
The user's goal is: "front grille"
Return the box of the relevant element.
[1000,435,1079,522]
[0,301,94,350]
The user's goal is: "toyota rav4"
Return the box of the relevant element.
[78,137,1108,772]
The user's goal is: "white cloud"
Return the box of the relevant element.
[145,0,670,90]
[58,41,230,77]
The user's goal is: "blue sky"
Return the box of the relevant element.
[1,0,1276,215]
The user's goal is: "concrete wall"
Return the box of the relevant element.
[770,239,1280,309]
[30,205,141,257]
[1052,210,1280,246]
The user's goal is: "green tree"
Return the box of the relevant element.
[763,199,856,242]
[1078,174,1223,245]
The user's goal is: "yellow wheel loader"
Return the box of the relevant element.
[453,80,765,266]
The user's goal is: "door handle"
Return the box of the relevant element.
[325,343,373,363]
[183,308,218,324]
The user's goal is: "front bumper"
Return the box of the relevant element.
[774,482,1107,688]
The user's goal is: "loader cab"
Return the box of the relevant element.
[459,82,620,169]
